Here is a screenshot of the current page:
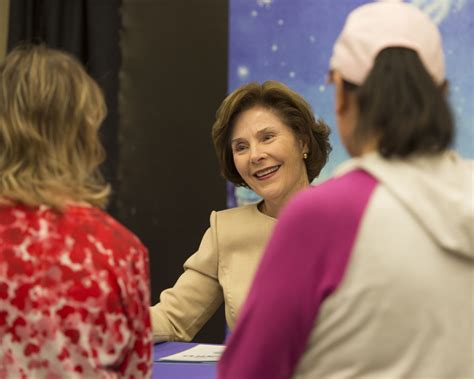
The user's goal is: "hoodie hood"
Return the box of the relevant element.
[335,151,474,260]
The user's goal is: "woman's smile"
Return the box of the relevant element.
[253,165,281,180]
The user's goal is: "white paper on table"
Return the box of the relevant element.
[158,344,225,363]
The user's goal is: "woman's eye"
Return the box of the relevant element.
[262,134,275,142]
[234,144,247,152]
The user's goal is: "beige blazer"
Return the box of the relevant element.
[150,203,276,342]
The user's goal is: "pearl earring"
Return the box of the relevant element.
[303,152,308,160]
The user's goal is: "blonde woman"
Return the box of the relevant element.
[0,45,152,378]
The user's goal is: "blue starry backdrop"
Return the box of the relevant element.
[228,0,473,206]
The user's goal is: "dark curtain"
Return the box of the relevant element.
[8,0,121,214]
[119,0,228,342]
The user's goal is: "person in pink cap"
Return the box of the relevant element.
[218,1,473,378]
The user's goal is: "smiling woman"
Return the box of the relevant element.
[150,80,331,343]
[231,106,310,218]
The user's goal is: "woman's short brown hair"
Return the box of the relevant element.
[0,44,110,210]
[212,80,331,186]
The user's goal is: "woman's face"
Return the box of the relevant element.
[231,106,309,209]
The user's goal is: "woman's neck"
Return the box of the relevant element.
[261,186,310,219]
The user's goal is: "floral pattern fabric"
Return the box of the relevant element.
[0,204,152,378]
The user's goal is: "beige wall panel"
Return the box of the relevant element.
[0,0,9,60]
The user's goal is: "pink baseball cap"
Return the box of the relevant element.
[329,0,445,85]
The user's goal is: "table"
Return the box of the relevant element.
[153,342,219,379]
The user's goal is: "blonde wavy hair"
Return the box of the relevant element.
[0,44,110,211]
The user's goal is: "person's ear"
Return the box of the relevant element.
[298,137,309,155]
[440,80,449,97]
[301,139,309,152]
[333,71,348,115]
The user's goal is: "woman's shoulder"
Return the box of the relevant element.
[66,206,146,251]
[212,202,266,223]
[209,202,275,234]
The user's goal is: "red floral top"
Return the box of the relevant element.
[0,204,152,378]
